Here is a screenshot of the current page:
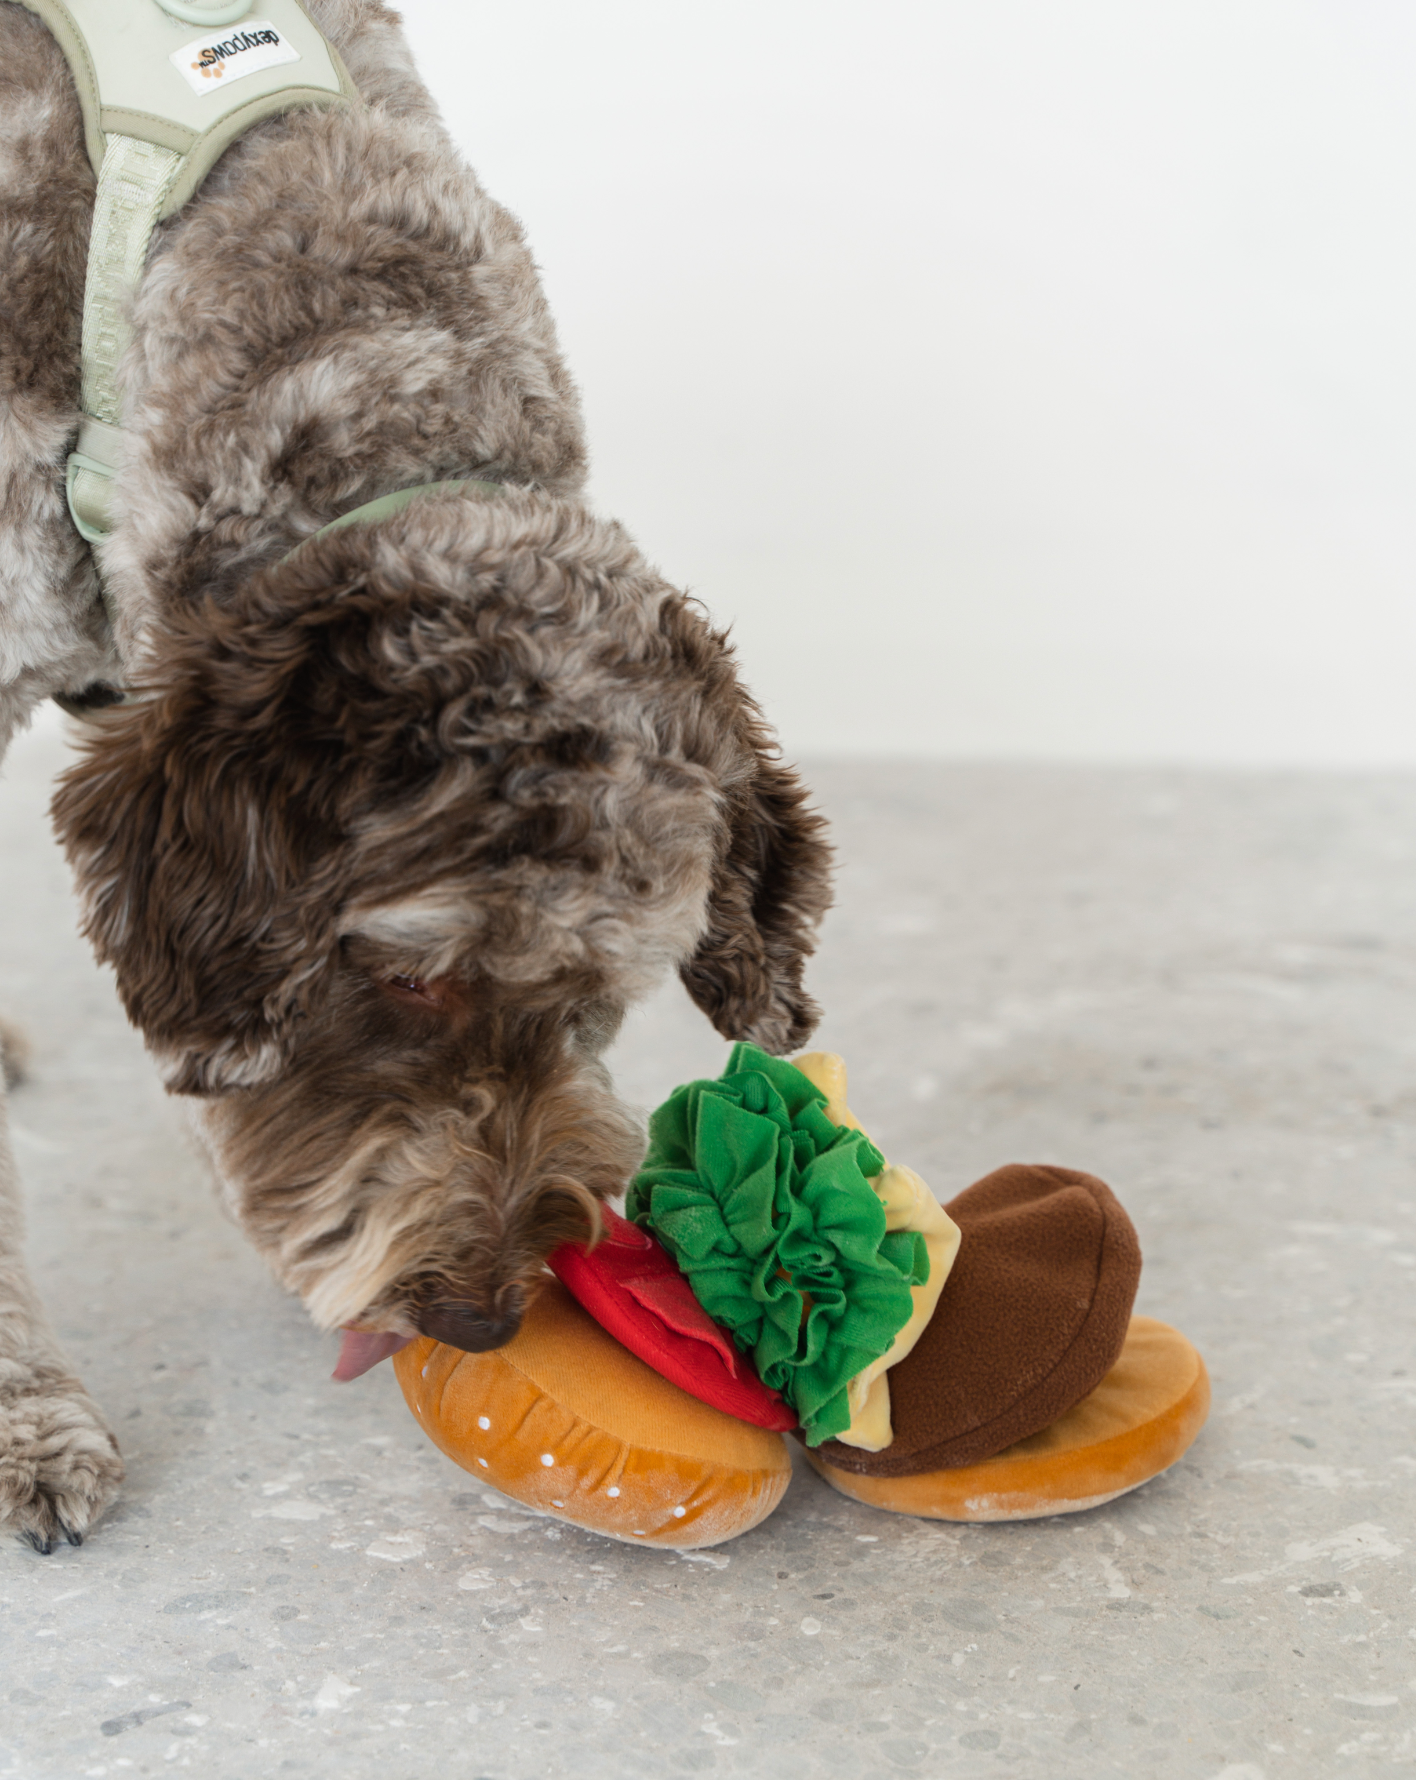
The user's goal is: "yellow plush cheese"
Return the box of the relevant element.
[792,1052,961,1451]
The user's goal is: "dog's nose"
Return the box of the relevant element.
[417,1300,523,1353]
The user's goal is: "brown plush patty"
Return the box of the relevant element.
[813,1164,1141,1477]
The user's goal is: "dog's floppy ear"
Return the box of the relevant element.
[676,652,833,1055]
[51,649,348,1096]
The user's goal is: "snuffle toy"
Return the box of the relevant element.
[393,1047,1209,1548]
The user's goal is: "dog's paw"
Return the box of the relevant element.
[0,1016,32,1090]
[0,1373,124,1553]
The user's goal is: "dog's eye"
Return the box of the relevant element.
[372,969,470,1019]
[384,973,444,1008]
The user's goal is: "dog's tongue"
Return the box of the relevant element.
[332,1329,413,1381]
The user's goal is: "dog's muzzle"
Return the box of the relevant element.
[417,1300,524,1353]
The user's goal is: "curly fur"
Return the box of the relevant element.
[0,0,831,1547]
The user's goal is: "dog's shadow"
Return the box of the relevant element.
[0,1017,30,1091]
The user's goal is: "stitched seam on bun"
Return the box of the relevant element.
[486,1340,790,1471]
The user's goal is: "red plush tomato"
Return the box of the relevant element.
[548,1208,797,1431]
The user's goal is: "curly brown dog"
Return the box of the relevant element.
[0,0,830,1550]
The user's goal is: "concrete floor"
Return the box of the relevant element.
[2,707,1415,1779]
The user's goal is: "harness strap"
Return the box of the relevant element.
[284,479,506,561]
[31,1,503,720]
[67,134,184,541]
[56,479,507,718]
[20,0,358,550]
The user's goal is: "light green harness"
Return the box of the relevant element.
[22,0,360,544]
[23,0,497,597]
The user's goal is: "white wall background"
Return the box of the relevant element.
[397,0,1416,765]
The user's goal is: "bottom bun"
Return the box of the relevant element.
[804,1317,1208,1522]
[394,1281,792,1549]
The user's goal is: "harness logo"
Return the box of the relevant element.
[170,21,300,96]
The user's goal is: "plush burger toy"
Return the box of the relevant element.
[390,1048,1209,1548]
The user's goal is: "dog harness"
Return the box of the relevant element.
[20,0,359,548]
[25,0,504,714]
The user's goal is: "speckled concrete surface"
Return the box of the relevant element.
[2,709,1415,1779]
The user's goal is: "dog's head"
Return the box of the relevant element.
[51,491,831,1352]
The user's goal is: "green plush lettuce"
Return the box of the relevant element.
[625,1044,928,1445]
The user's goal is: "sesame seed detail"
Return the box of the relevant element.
[607,1486,620,1498]
[540,1453,555,1467]
[477,1416,491,1430]
[673,1506,687,1518]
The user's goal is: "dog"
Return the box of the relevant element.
[0,0,831,1552]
